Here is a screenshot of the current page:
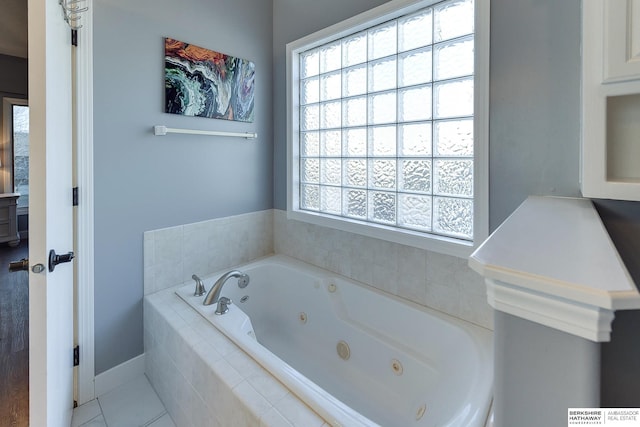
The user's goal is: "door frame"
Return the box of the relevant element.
[74,0,95,405]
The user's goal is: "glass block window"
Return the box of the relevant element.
[295,0,477,242]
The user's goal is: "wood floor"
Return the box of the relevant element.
[0,241,29,427]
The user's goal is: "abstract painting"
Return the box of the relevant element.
[165,37,255,122]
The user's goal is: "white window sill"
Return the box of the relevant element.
[288,208,476,259]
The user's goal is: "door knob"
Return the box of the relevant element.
[8,258,29,272]
[49,249,74,272]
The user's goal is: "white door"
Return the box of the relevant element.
[28,0,75,425]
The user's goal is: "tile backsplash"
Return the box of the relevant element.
[273,210,493,330]
[143,210,273,295]
[143,209,492,329]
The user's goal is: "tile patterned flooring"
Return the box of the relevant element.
[72,375,176,427]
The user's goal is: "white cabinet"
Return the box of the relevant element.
[0,193,20,246]
[582,1,640,201]
[603,0,640,83]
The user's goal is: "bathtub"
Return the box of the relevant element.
[176,255,493,427]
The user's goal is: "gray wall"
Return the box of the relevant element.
[494,312,600,427]
[489,0,582,229]
[595,200,640,407]
[93,0,273,373]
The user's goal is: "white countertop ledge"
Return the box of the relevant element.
[469,196,640,342]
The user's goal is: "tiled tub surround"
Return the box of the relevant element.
[174,255,493,427]
[144,210,273,295]
[144,287,330,427]
[143,209,494,426]
[143,209,491,329]
[273,210,493,330]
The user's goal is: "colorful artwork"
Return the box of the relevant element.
[164,38,255,122]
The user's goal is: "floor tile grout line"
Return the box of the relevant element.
[143,410,168,427]
[75,374,172,427]
[78,412,106,427]
[96,396,108,427]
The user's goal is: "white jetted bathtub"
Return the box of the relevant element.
[176,255,493,427]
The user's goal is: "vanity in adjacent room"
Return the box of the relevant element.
[0,193,20,246]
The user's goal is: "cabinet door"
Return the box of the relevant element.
[583,1,640,201]
[604,0,640,83]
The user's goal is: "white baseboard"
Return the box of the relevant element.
[94,353,145,397]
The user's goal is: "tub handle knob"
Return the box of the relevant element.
[192,274,206,297]
[215,297,232,315]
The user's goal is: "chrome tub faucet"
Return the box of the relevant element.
[203,270,250,315]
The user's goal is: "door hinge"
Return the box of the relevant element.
[71,29,78,47]
[73,345,80,367]
[73,187,79,206]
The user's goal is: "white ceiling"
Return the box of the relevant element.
[0,0,28,58]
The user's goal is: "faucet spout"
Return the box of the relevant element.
[203,270,250,306]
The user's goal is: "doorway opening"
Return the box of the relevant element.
[0,96,29,427]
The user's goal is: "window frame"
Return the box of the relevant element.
[286,0,489,258]
[2,97,29,215]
